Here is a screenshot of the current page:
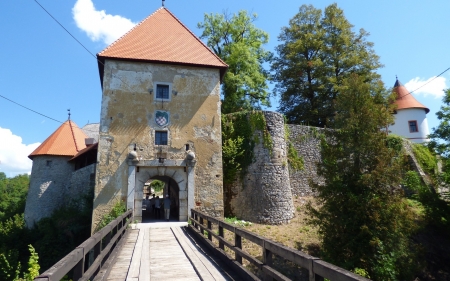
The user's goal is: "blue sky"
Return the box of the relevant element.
[1,0,449,176]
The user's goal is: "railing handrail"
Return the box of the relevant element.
[34,209,133,281]
[189,209,371,281]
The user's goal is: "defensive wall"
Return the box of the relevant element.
[225,111,323,224]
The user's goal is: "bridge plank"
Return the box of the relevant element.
[138,228,150,281]
[106,230,138,281]
[172,226,228,281]
[148,227,200,280]
[128,229,144,279]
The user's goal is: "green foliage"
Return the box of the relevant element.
[1,245,39,281]
[386,134,404,154]
[0,174,29,222]
[222,111,273,184]
[22,245,40,281]
[95,201,126,232]
[411,143,437,175]
[352,268,370,279]
[0,189,93,277]
[150,180,164,193]
[224,217,252,227]
[405,171,450,234]
[284,123,304,171]
[198,11,272,113]
[429,89,450,157]
[271,4,382,127]
[287,142,304,171]
[307,74,418,280]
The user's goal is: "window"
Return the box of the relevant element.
[155,131,168,145]
[156,84,169,100]
[409,120,418,133]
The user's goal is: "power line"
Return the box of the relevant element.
[32,0,98,61]
[0,94,63,124]
[408,67,450,95]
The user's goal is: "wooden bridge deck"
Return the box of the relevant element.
[105,222,236,281]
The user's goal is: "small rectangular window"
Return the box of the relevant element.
[409,120,418,133]
[155,131,168,145]
[156,85,169,99]
[46,160,52,167]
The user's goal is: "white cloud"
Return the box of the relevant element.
[404,76,448,99]
[0,127,40,177]
[72,0,136,45]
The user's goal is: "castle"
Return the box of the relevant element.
[24,7,431,229]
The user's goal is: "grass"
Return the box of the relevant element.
[201,197,320,280]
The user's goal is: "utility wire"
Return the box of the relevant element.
[407,67,450,95]
[33,0,99,61]
[0,94,63,124]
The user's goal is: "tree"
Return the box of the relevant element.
[307,74,417,280]
[429,89,450,157]
[198,11,272,113]
[0,174,29,222]
[271,4,382,127]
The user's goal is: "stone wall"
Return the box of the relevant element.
[228,112,294,224]
[24,156,74,228]
[67,163,96,205]
[287,125,324,197]
[25,158,96,228]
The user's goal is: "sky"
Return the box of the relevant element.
[0,0,449,177]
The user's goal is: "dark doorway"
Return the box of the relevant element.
[142,175,179,222]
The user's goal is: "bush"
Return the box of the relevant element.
[412,144,437,175]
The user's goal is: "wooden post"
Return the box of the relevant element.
[234,229,242,264]
[207,220,212,241]
[218,225,224,250]
[73,256,84,280]
[263,241,273,281]
[309,258,324,281]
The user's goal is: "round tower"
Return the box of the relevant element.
[389,78,430,143]
[227,111,295,224]
[24,120,88,228]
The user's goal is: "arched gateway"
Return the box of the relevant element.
[128,158,195,222]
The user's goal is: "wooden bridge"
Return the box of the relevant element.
[34,210,370,281]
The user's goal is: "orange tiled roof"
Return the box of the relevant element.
[97,7,227,79]
[393,79,429,114]
[29,120,88,159]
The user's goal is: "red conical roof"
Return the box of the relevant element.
[28,120,88,159]
[393,79,429,114]
[97,7,227,82]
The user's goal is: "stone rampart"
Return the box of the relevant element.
[24,156,74,227]
[228,111,294,224]
[24,157,96,228]
[287,125,324,197]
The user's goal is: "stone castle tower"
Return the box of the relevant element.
[24,120,91,227]
[389,78,430,143]
[92,7,228,230]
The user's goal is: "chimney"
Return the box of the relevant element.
[85,138,95,146]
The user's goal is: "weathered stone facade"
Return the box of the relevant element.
[224,114,328,224]
[287,125,324,197]
[24,156,95,228]
[92,59,224,230]
[227,112,295,224]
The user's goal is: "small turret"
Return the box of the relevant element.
[389,78,430,143]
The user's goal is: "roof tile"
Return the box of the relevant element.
[29,120,88,159]
[393,79,430,114]
[98,8,227,69]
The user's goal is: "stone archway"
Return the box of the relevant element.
[128,160,194,222]
[143,175,180,221]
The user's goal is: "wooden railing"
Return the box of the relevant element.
[190,209,371,281]
[34,210,132,281]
